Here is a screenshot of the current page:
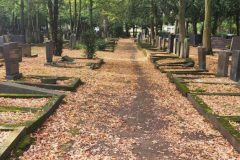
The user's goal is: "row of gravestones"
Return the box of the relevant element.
[197,36,240,82]
[1,40,54,80]
[0,35,32,58]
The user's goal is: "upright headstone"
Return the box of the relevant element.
[198,47,206,71]
[167,34,175,53]
[0,36,4,59]
[162,38,167,50]
[230,50,240,82]
[217,51,230,77]
[2,43,22,80]
[177,41,181,56]
[173,38,178,55]
[70,33,76,50]
[182,38,189,58]
[230,36,240,51]
[155,36,159,48]
[11,35,30,58]
[159,37,163,49]
[45,41,54,63]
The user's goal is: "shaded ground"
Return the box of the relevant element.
[7,39,239,159]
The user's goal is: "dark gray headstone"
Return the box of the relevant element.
[159,37,163,49]
[2,43,22,80]
[11,35,25,44]
[45,41,54,63]
[0,36,4,45]
[217,51,230,77]
[163,38,167,50]
[230,36,240,51]
[167,34,175,53]
[188,33,202,46]
[173,38,178,54]
[211,37,231,50]
[198,47,206,71]
[230,50,240,82]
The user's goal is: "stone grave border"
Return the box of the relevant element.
[46,58,104,70]
[0,83,65,159]
[188,93,240,153]
[0,127,25,160]
[13,75,82,91]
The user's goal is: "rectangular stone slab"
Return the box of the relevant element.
[230,50,240,82]
[217,51,230,77]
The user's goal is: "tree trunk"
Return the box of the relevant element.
[203,0,212,54]
[192,21,197,34]
[76,0,82,39]
[89,0,93,29]
[178,0,186,58]
[20,0,25,36]
[74,0,77,33]
[212,12,219,35]
[69,0,73,33]
[236,13,240,36]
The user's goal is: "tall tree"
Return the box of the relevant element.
[20,0,25,36]
[203,0,212,54]
[178,0,186,58]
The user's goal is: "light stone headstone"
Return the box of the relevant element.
[230,50,240,82]
[217,51,230,77]
[45,41,54,63]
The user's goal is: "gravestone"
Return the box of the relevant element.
[176,41,181,56]
[217,51,230,77]
[162,38,167,50]
[167,34,175,53]
[173,38,178,54]
[198,47,206,71]
[230,50,240,82]
[230,36,240,51]
[155,36,159,48]
[159,37,163,49]
[70,34,77,50]
[182,38,189,58]
[211,37,231,50]
[2,43,22,80]
[0,36,4,58]
[45,41,54,63]
[11,35,31,58]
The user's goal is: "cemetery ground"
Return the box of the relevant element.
[1,39,240,159]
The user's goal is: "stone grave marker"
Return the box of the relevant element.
[159,37,163,49]
[230,50,240,82]
[0,36,4,58]
[217,51,230,77]
[182,38,189,58]
[198,47,206,71]
[11,35,31,58]
[188,33,202,46]
[162,38,167,50]
[45,41,54,63]
[177,41,181,56]
[2,43,22,80]
[155,36,159,48]
[167,34,175,53]
[230,36,240,51]
[70,33,77,50]
[173,38,178,55]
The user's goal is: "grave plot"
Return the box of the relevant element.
[11,75,82,91]
[188,93,240,153]
[0,127,25,160]
[0,91,64,159]
[179,76,237,84]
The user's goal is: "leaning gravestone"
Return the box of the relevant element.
[230,50,240,82]
[69,34,77,50]
[167,34,175,53]
[11,35,31,57]
[217,51,231,77]
[45,41,54,63]
[198,47,206,71]
[2,43,22,80]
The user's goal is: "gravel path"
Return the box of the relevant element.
[20,39,240,159]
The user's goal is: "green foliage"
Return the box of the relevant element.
[75,42,86,50]
[96,39,107,51]
[82,30,96,59]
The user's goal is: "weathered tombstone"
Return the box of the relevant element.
[198,47,206,71]
[230,36,240,51]
[159,37,163,49]
[69,33,77,50]
[230,50,240,82]
[155,36,159,48]
[11,35,31,58]
[217,51,230,77]
[162,38,167,50]
[173,38,178,54]
[177,41,181,56]
[0,36,4,58]
[188,33,202,46]
[167,34,175,53]
[211,37,231,50]
[182,38,189,58]
[45,41,54,63]
[2,43,22,80]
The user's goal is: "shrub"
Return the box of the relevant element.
[75,42,86,50]
[82,30,96,59]
[96,39,107,51]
